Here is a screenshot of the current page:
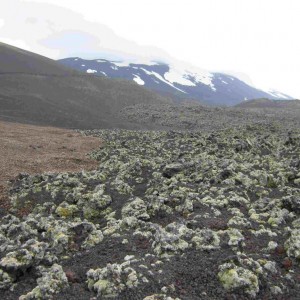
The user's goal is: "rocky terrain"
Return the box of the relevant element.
[0,112,299,299]
[235,99,300,109]
[120,102,300,131]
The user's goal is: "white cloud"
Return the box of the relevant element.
[1,0,300,98]
[0,38,31,51]
[0,0,171,63]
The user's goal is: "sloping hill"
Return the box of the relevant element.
[0,42,169,129]
[0,42,72,75]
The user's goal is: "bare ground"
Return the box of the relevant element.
[0,120,100,214]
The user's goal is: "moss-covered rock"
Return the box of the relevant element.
[122,197,150,221]
[87,262,141,298]
[192,229,220,250]
[0,269,13,290]
[285,229,300,259]
[55,202,78,218]
[218,263,259,297]
[19,264,68,299]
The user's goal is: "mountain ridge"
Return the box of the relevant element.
[58,57,293,106]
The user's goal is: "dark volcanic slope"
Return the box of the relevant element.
[0,42,72,75]
[0,43,169,129]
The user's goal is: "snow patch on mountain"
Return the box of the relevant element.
[141,68,186,93]
[133,75,145,85]
[164,68,196,87]
[113,61,131,67]
[86,69,97,74]
[164,61,216,91]
[113,59,160,67]
[266,89,290,100]
[188,71,215,89]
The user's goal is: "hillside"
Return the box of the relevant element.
[235,98,300,109]
[0,42,72,75]
[58,57,293,106]
[0,43,169,129]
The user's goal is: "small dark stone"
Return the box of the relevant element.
[282,196,300,213]
[274,245,286,256]
[282,258,293,270]
[290,159,300,169]
[162,163,184,178]
[65,270,80,283]
[220,169,232,180]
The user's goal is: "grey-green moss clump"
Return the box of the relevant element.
[87,262,141,298]
[19,264,68,299]
[218,263,259,297]
[0,269,13,290]
[284,229,300,259]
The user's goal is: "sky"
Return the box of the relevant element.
[1,0,300,98]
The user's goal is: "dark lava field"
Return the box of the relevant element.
[0,106,300,299]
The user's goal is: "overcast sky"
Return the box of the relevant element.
[1,0,300,98]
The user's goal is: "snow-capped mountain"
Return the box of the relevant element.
[58,58,293,105]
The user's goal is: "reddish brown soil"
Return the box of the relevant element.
[0,121,100,213]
